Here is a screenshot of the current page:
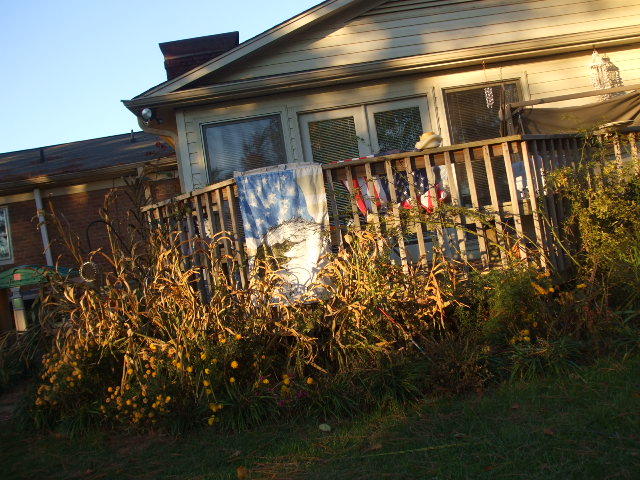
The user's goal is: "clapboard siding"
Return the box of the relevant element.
[218,0,640,82]
[179,44,640,190]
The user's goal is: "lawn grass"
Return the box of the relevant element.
[1,354,639,480]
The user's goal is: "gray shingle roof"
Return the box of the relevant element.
[0,131,175,185]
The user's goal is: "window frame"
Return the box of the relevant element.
[299,106,372,163]
[365,97,432,153]
[200,112,289,185]
[0,205,14,266]
[298,96,432,163]
[442,78,522,145]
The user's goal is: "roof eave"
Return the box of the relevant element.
[0,155,177,197]
[124,25,640,112]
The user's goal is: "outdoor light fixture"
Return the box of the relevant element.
[141,108,154,122]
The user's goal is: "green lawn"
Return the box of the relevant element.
[1,355,639,480]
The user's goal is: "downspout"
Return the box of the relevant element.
[137,118,187,192]
[33,188,54,266]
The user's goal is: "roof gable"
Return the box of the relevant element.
[132,0,378,99]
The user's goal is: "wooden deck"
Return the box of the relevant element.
[143,130,640,293]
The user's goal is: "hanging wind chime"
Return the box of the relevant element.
[482,61,494,108]
[590,49,624,100]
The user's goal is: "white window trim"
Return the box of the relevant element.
[299,106,372,163]
[298,95,432,163]
[200,111,291,184]
[365,97,432,153]
[433,73,530,146]
[0,205,14,266]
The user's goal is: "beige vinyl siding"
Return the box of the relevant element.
[218,0,640,82]
[180,45,640,190]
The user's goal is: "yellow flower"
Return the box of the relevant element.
[208,416,216,426]
[203,380,211,387]
[262,378,270,385]
[186,366,193,373]
[176,362,183,369]
[229,377,236,383]
[127,368,134,375]
[204,368,211,374]
[231,361,239,369]
[306,377,315,385]
[577,283,587,289]
[165,396,171,403]
[205,388,213,395]
[126,400,132,406]
[235,334,242,340]
[220,338,227,344]
[283,378,291,386]
[107,387,114,393]
[200,353,207,361]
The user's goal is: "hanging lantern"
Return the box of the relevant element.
[590,50,624,100]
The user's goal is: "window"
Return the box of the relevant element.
[203,114,287,183]
[299,98,431,164]
[0,206,13,264]
[444,81,520,144]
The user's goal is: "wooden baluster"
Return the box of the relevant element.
[324,169,343,249]
[424,154,447,256]
[482,144,508,266]
[344,166,362,231]
[502,142,527,260]
[226,184,248,289]
[403,156,427,263]
[463,148,489,266]
[193,193,213,295]
[547,139,566,271]
[520,140,548,270]
[612,133,623,167]
[364,162,384,250]
[384,158,408,268]
[443,151,468,262]
[215,189,232,256]
[629,132,639,174]
[537,141,562,271]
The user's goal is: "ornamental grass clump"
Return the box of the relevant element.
[25,187,462,433]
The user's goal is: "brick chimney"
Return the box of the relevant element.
[159,32,240,80]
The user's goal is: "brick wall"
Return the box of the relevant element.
[1,176,181,271]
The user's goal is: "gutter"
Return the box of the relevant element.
[0,156,177,197]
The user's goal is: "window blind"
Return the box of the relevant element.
[373,106,423,154]
[203,115,286,184]
[445,83,519,144]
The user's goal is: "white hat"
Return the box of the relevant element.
[415,132,443,150]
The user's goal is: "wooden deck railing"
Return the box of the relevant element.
[142,130,640,294]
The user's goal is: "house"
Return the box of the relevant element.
[124,0,640,193]
[122,0,640,293]
[0,132,178,332]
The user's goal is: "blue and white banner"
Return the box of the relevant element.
[235,163,330,296]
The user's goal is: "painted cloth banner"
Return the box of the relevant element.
[235,163,330,298]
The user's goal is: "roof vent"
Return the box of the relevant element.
[159,32,240,80]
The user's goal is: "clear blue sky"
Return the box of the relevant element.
[0,0,319,153]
